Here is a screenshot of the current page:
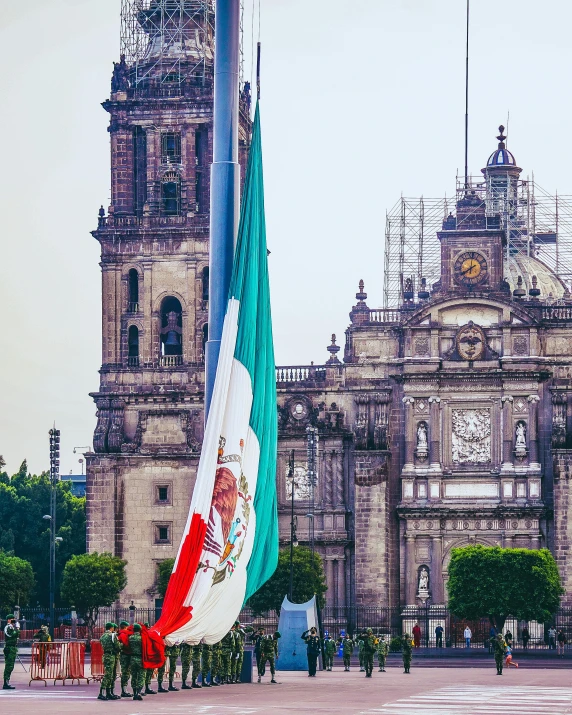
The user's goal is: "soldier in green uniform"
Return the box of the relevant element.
[377,635,389,672]
[357,632,365,672]
[258,631,279,684]
[232,622,251,683]
[167,644,179,691]
[192,643,203,687]
[339,633,354,671]
[33,625,51,670]
[492,633,506,675]
[98,622,121,701]
[220,630,234,684]
[118,621,132,698]
[180,643,192,689]
[323,632,336,671]
[212,640,223,685]
[142,623,156,695]
[401,633,413,674]
[3,615,19,690]
[201,642,213,686]
[157,644,169,693]
[129,623,144,701]
[363,628,377,677]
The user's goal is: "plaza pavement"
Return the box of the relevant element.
[2,660,572,715]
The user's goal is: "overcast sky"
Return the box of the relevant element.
[1,0,571,476]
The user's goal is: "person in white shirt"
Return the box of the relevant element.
[464,626,472,649]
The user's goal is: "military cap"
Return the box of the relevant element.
[5,614,15,621]
[105,622,114,629]
[234,620,240,626]
[144,622,150,627]
[119,620,129,627]
[133,623,141,632]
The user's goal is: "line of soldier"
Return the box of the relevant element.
[98,619,250,701]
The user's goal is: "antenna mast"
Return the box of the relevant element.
[464,0,470,189]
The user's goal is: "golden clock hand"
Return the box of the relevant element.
[461,261,478,276]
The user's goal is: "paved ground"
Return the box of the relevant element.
[2,662,572,715]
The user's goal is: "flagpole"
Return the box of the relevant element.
[206,0,241,420]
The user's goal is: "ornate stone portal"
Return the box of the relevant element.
[451,409,491,465]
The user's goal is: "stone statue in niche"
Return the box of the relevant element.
[415,421,429,461]
[451,409,491,464]
[418,567,430,602]
[514,421,527,459]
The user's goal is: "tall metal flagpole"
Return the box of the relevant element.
[464,0,470,189]
[206,0,241,419]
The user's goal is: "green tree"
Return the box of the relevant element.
[447,545,563,631]
[0,463,86,605]
[60,552,127,639]
[247,546,327,615]
[157,558,175,599]
[0,551,35,611]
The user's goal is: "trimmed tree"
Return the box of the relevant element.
[447,545,563,631]
[157,558,175,599]
[60,552,127,639]
[0,551,35,611]
[247,545,327,615]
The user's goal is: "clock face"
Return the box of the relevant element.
[454,251,488,286]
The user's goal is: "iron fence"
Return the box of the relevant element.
[4,605,572,651]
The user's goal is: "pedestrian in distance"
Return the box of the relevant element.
[504,629,513,647]
[464,625,472,648]
[548,625,557,650]
[435,624,444,648]
[401,633,413,674]
[3,614,19,690]
[302,627,322,677]
[492,633,506,675]
[323,632,336,671]
[377,635,389,672]
[521,625,530,650]
[412,622,421,648]
[504,644,519,669]
[557,628,567,657]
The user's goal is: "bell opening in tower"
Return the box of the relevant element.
[160,296,183,356]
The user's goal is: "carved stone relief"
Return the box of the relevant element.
[451,409,491,464]
[285,463,312,500]
[552,393,567,447]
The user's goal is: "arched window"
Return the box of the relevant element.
[202,266,209,303]
[202,323,208,359]
[128,269,139,311]
[160,296,183,360]
[128,325,139,367]
[161,172,181,215]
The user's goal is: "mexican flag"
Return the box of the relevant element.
[154,104,278,644]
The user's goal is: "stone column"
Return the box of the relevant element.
[527,395,541,468]
[403,396,415,473]
[530,534,541,550]
[405,534,416,605]
[428,396,441,471]
[431,535,443,604]
[325,558,334,607]
[336,559,346,609]
[501,396,514,471]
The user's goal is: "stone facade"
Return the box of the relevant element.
[87,18,572,608]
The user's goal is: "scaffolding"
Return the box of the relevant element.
[383,176,572,307]
[120,0,215,89]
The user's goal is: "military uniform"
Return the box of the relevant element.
[118,621,132,697]
[324,636,336,671]
[33,625,51,669]
[129,626,144,701]
[340,635,354,671]
[180,643,192,688]
[212,641,222,685]
[99,623,121,700]
[220,631,234,684]
[3,617,19,690]
[363,629,378,677]
[258,633,279,683]
[192,644,202,687]
[492,634,506,675]
[201,643,213,686]
[301,629,321,677]
[357,634,365,671]
[401,634,413,674]
[143,622,156,695]
[232,622,249,683]
[377,636,389,672]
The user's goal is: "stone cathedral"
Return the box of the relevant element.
[87,5,572,610]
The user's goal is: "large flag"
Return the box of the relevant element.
[154,104,278,644]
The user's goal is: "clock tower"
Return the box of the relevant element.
[436,126,521,297]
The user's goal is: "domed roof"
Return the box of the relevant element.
[486,125,518,167]
[506,253,567,299]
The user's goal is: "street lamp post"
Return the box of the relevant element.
[48,428,60,639]
[306,426,318,563]
[287,450,297,601]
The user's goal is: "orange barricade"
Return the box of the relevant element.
[29,642,91,686]
[90,640,104,682]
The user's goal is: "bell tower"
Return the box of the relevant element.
[86,0,252,606]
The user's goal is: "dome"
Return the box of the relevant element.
[506,254,567,300]
[486,125,518,167]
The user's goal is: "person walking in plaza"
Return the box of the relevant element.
[435,624,444,648]
[504,644,519,669]
[492,633,506,675]
[340,633,354,671]
[521,625,530,650]
[548,625,557,650]
[557,628,567,657]
[258,631,280,683]
[401,633,413,674]
[377,635,389,672]
[323,632,336,671]
[464,625,472,648]
[412,622,421,648]
[302,627,322,677]
[3,614,19,690]
[118,620,132,698]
